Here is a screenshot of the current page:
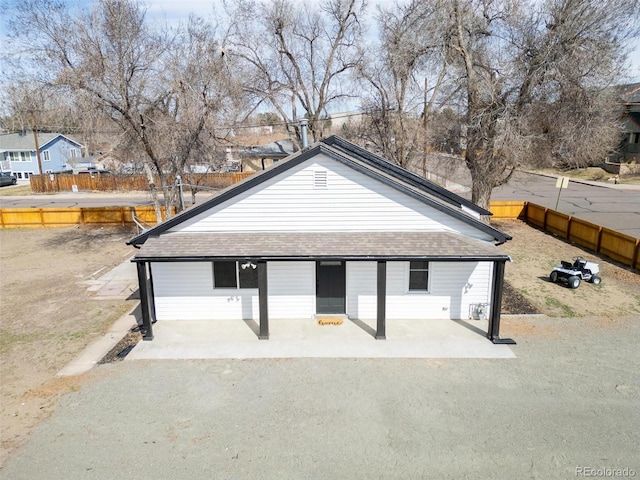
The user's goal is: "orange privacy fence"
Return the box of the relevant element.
[1,200,638,270]
[490,201,640,270]
[0,206,166,228]
[29,172,254,193]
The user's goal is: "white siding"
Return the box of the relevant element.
[151,260,493,321]
[151,261,316,321]
[152,262,258,320]
[267,261,315,319]
[346,262,377,319]
[384,261,492,320]
[170,154,493,241]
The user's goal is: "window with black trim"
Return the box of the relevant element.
[238,261,258,288]
[409,261,429,291]
[212,261,259,289]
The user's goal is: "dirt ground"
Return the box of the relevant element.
[494,220,640,319]
[0,225,138,466]
[0,220,639,468]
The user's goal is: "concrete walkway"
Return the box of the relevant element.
[127,317,515,360]
[78,257,138,300]
[57,258,140,377]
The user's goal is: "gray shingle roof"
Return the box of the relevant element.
[0,132,83,151]
[133,231,509,261]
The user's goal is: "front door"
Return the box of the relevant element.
[316,261,346,314]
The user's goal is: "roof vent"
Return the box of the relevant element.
[314,170,327,189]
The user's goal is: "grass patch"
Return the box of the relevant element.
[0,185,35,196]
[544,296,577,317]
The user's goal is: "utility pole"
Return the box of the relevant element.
[29,115,45,192]
[422,78,428,178]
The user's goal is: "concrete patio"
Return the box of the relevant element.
[126,317,516,360]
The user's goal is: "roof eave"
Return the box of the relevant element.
[131,254,511,263]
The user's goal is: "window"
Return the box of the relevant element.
[213,261,237,288]
[409,261,429,291]
[630,133,640,144]
[21,152,31,162]
[70,148,79,158]
[212,261,259,289]
[238,262,259,288]
[42,150,51,161]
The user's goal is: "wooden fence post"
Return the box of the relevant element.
[566,216,572,241]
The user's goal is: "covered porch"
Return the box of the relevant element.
[132,231,515,346]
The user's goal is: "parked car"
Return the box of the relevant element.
[0,172,17,186]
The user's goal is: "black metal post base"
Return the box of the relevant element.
[490,336,516,345]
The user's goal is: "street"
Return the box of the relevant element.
[2,171,640,238]
[492,171,640,238]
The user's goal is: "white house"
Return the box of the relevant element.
[128,136,514,344]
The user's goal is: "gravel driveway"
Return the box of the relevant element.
[2,314,638,480]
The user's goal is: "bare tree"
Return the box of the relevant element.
[355,0,453,168]
[443,0,639,211]
[9,0,236,220]
[225,0,366,147]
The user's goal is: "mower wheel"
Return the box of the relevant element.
[550,271,559,283]
[568,276,581,289]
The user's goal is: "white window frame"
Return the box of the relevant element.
[407,261,430,293]
[69,148,79,158]
[42,150,51,161]
[21,152,32,162]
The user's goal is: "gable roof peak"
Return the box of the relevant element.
[128,135,509,246]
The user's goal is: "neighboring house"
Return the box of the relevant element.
[619,83,640,164]
[128,135,514,345]
[239,139,297,172]
[0,132,84,179]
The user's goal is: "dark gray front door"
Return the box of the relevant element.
[316,261,346,314]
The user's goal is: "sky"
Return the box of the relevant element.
[139,0,640,82]
[2,0,640,84]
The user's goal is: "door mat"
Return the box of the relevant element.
[317,317,344,326]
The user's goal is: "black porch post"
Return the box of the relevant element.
[376,260,387,340]
[258,261,269,340]
[136,261,153,341]
[488,260,515,345]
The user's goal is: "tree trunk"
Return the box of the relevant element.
[144,163,163,224]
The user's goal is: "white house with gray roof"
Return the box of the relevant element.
[128,136,515,345]
[0,132,83,179]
